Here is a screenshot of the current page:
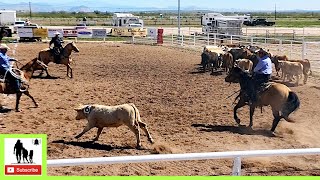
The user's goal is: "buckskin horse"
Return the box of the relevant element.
[225,67,300,133]
[37,42,80,78]
[0,58,47,112]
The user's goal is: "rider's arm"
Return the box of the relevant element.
[253,60,264,73]
[49,38,55,46]
[0,54,11,67]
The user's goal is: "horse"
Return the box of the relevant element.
[0,58,48,112]
[37,42,80,78]
[225,67,300,133]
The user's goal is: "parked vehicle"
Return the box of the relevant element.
[243,18,275,26]
[0,10,16,38]
[13,21,25,33]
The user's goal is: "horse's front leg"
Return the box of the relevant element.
[15,92,23,112]
[45,69,52,78]
[234,96,246,125]
[249,105,255,128]
[67,63,72,78]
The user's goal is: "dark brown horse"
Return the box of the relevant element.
[0,58,47,111]
[225,67,300,133]
[37,42,80,78]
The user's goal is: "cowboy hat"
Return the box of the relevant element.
[54,32,60,35]
[0,44,10,50]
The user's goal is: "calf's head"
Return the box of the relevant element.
[74,104,92,120]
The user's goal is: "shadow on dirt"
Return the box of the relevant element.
[52,140,135,151]
[192,123,275,137]
[0,107,12,113]
[32,75,59,79]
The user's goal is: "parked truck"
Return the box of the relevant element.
[243,18,275,26]
[0,10,16,40]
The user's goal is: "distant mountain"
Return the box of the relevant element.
[69,6,92,12]
[0,2,319,13]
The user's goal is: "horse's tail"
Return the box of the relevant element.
[281,91,300,122]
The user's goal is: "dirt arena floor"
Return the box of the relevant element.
[1,42,320,176]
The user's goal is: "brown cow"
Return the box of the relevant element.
[221,52,234,73]
[271,55,289,76]
[236,59,253,72]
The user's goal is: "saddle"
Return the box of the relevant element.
[254,82,273,106]
[50,47,62,64]
[0,69,28,86]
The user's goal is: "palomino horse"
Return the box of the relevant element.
[225,67,300,133]
[37,42,80,78]
[0,58,47,112]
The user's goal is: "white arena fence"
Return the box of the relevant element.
[47,148,320,176]
[131,30,320,73]
[13,26,320,72]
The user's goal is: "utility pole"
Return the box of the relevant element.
[29,2,32,18]
[178,0,181,37]
[275,3,277,20]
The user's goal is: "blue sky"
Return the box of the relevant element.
[7,0,320,10]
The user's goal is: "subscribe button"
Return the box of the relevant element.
[5,165,42,175]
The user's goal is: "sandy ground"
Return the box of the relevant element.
[0,42,320,176]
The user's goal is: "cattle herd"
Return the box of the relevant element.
[200,45,312,86]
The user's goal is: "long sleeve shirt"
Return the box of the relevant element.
[253,55,272,75]
[0,52,11,71]
[49,36,63,48]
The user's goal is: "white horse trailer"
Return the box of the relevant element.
[202,17,243,36]
[201,13,251,26]
[112,13,144,27]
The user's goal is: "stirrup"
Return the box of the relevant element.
[19,86,27,92]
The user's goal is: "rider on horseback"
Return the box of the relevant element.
[49,32,63,64]
[0,44,25,92]
[248,48,272,105]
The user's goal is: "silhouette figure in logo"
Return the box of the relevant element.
[22,147,29,163]
[13,140,23,163]
[29,150,34,163]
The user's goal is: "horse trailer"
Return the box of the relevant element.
[112,13,144,28]
[202,17,243,36]
[201,13,251,26]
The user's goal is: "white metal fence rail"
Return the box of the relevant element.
[47,148,320,176]
[132,31,320,72]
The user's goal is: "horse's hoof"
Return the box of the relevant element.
[235,118,241,124]
[149,138,155,144]
[136,145,143,150]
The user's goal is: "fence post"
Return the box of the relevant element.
[132,36,135,44]
[193,33,196,46]
[290,41,293,59]
[230,35,233,45]
[279,39,283,54]
[232,157,241,176]
[302,39,306,60]
[207,33,210,46]
[250,37,253,46]
[171,34,174,45]
[214,34,217,46]
[181,34,184,46]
